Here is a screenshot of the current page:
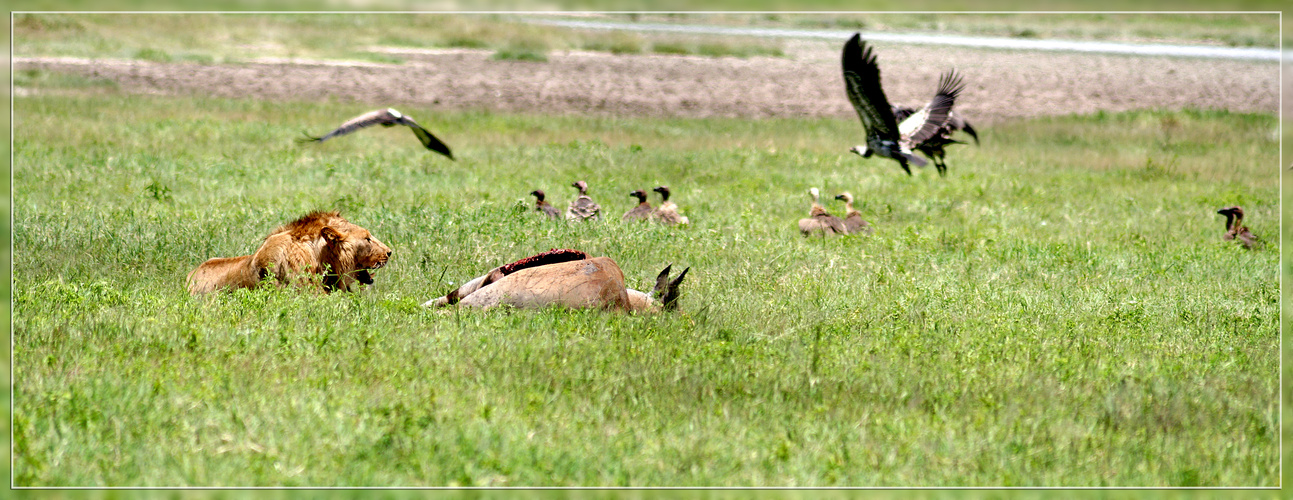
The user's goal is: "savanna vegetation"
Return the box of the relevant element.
[11,82,1278,486]
[8,7,1284,491]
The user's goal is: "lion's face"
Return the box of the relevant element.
[349,228,391,285]
[320,225,392,291]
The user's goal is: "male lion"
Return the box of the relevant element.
[186,211,391,295]
[422,249,687,312]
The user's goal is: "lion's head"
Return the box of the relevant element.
[318,224,392,292]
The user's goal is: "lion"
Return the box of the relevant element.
[422,249,688,312]
[186,211,391,295]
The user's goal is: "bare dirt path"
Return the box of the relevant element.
[13,40,1280,123]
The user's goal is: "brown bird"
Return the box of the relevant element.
[798,188,847,236]
[1217,206,1260,249]
[834,192,874,236]
[650,186,690,225]
[530,190,560,220]
[843,33,965,176]
[566,180,602,221]
[623,189,654,221]
[892,105,978,177]
[300,107,453,160]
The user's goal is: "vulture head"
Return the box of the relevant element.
[1216,206,1244,218]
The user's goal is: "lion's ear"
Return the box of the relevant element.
[321,226,346,242]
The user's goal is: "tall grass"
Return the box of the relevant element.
[11,92,1279,486]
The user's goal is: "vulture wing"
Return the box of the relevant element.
[398,115,455,160]
[841,34,901,145]
[810,206,848,235]
[300,109,394,143]
[567,196,601,220]
[899,70,965,145]
[950,113,979,145]
[891,105,917,123]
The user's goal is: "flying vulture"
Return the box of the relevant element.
[892,105,978,177]
[300,108,454,160]
[842,33,965,176]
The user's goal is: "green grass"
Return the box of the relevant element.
[10,90,1278,487]
[11,13,789,64]
[11,11,1279,68]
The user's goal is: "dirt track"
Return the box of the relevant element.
[13,40,1280,123]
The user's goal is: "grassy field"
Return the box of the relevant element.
[12,11,1279,68]
[10,77,1279,487]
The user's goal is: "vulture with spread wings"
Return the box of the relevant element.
[300,108,454,160]
[842,33,964,176]
[892,105,978,177]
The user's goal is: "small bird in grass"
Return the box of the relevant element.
[300,107,454,160]
[1216,206,1260,249]
[650,186,689,226]
[623,189,654,221]
[842,33,966,176]
[834,192,874,236]
[566,180,602,221]
[798,188,847,236]
[531,190,560,220]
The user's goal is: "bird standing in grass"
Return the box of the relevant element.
[650,186,689,226]
[531,190,560,220]
[798,188,847,236]
[623,189,654,221]
[300,107,454,160]
[842,33,964,176]
[834,192,874,235]
[566,181,602,221]
[1217,206,1260,249]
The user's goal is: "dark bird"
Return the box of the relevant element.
[530,190,560,220]
[798,188,847,236]
[834,192,874,236]
[566,180,602,221]
[1217,206,1260,249]
[623,189,654,221]
[300,108,454,160]
[892,105,978,177]
[842,33,965,176]
[651,186,690,226]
